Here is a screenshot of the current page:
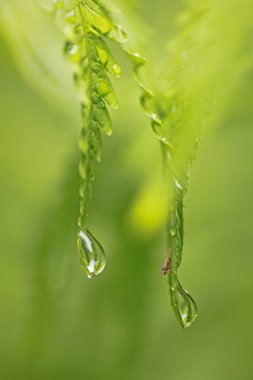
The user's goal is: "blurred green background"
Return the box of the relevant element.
[0,1,253,379]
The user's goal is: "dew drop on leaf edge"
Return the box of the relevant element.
[170,276,198,328]
[78,229,106,278]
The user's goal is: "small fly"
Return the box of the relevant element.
[162,249,172,275]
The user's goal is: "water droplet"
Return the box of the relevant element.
[127,51,146,66]
[112,63,121,76]
[94,39,121,77]
[175,179,183,190]
[65,9,76,23]
[170,228,177,236]
[170,276,197,328]
[64,41,81,63]
[78,230,106,278]
[150,116,173,147]
[151,113,162,125]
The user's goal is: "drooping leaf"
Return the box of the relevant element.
[150,0,253,328]
[38,0,157,278]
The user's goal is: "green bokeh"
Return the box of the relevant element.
[0,1,253,379]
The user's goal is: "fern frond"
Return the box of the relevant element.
[37,0,157,278]
[47,0,125,278]
[150,0,253,328]
[161,3,212,329]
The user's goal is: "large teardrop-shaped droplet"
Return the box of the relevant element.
[77,230,106,278]
[170,276,197,328]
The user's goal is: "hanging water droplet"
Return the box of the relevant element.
[64,41,81,63]
[111,63,121,76]
[151,113,162,126]
[170,276,197,328]
[99,54,121,77]
[65,9,76,24]
[127,51,146,66]
[78,230,106,278]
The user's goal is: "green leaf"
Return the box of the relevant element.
[150,0,253,328]
[41,0,153,279]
